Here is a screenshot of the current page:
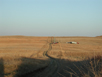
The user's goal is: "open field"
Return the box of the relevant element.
[49,37,102,60]
[0,36,102,77]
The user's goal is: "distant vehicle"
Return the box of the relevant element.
[51,37,59,44]
[52,42,59,44]
[66,42,79,44]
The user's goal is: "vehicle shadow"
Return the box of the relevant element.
[0,56,101,77]
[14,57,50,77]
[13,57,102,77]
[0,58,4,77]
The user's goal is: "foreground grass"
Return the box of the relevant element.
[0,36,102,77]
[0,57,50,77]
[57,55,102,77]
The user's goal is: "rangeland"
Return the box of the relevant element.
[0,36,102,77]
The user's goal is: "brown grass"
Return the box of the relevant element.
[48,37,102,61]
[0,36,50,77]
[0,36,102,77]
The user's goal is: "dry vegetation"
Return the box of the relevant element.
[48,37,102,77]
[0,36,102,77]
[48,37,102,60]
[0,36,50,77]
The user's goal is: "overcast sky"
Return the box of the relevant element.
[0,0,102,36]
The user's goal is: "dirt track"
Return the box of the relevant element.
[0,36,102,77]
[17,37,102,77]
[21,37,60,77]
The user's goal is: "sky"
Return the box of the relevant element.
[0,0,102,37]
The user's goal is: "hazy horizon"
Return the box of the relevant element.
[0,35,102,37]
[0,0,102,37]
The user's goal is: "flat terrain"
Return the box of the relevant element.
[0,36,102,77]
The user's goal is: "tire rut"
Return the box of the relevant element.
[35,37,60,77]
[21,37,60,77]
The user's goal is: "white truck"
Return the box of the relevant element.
[66,41,79,44]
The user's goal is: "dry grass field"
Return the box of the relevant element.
[0,36,102,77]
[0,36,50,77]
[49,37,102,60]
